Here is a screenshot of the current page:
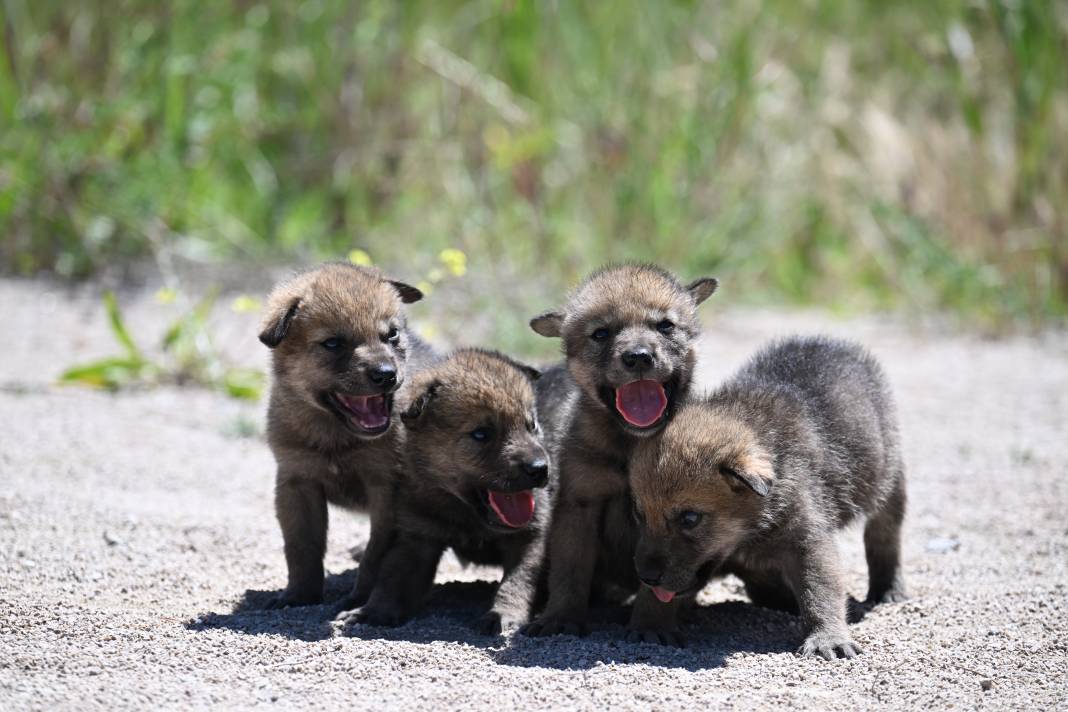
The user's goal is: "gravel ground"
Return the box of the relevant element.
[1,277,1066,710]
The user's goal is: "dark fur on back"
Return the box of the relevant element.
[629,336,907,657]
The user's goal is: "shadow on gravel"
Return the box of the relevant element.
[338,580,501,647]
[491,600,799,671]
[186,570,505,648]
[184,569,363,642]
[187,567,868,669]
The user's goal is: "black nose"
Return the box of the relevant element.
[522,459,549,486]
[368,364,397,386]
[621,348,653,370]
[635,559,664,587]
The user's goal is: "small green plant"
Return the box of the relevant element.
[59,290,265,400]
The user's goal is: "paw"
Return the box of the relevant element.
[476,611,504,636]
[797,631,863,660]
[519,615,589,638]
[866,587,908,605]
[624,628,686,648]
[263,590,321,610]
[332,591,369,617]
[335,602,408,628]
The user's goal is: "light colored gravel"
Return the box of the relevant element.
[1,278,1066,710]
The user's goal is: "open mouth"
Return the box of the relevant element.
[613,380,669,428]
[479,489,536,529]
[330,392,392,434]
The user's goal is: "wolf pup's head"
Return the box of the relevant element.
[400,349,550,532]
[530,264,716,437]
[260,262,423,439]
[629,403,774,603]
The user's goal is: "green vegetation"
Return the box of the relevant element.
[2,0,1066,331]
[59,289,265,399]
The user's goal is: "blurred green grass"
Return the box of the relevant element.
[2,0,1066,334]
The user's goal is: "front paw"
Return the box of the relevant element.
[476,608,525,635]
[332,591,369,617]
[335,601,409,628]
[865,586,908,605]
[519,614,589,638]
[263,589,322,610]
[797,630,863,660]
[624,627,686,648]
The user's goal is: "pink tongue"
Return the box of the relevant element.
[615,380,668,427]
[652,586,676,603]
[487,490,535,528]
[337,394,389,430]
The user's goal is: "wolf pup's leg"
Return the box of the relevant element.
[479,531,545,635]
[521,499,601,637]
[267,476,328,608]
[787,535,863,660]
[625,586,686,647]
[864,470,908,604]
[338,533,443,627]
[334,484,395,615]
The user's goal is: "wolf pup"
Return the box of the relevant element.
[521,264,717,637]
[629,336,907,658]
[259,262,435,609]
[337,349,551,632]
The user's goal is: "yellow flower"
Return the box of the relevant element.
[348,249,373,267]
[231,295,261,313]
[154,288,178,305]
[439,248,467,277]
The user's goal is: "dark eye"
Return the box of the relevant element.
[470,426,493,442]
[678,511,702,529]
[527,417,539,434]
[321,337,343,351]
[591,327,610,341]
[382,326,400,344]
[656,319,675,334]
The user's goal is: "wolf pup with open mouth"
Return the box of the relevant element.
[629,336,907,658]
[259,262,435,609]
[520,264,717,637]
[336,349,551,632]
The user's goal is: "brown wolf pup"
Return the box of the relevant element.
[629,336,907,659]
[520,264,717,637]
[259,262,436,609]
[336,349,551,632]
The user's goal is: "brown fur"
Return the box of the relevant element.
[259,262,435,609]
[337,349,552,631]
[521,264,717,637]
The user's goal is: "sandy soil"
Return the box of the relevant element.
[1,278,1066,710]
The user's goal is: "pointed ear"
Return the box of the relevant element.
[720,449,774,497]
[388,280,423,304]
[686,277,718,306]
[258,297,300,348]
[530,311,563,338]
[401,381,439,427]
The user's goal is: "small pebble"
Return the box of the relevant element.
[926,537,961,553]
